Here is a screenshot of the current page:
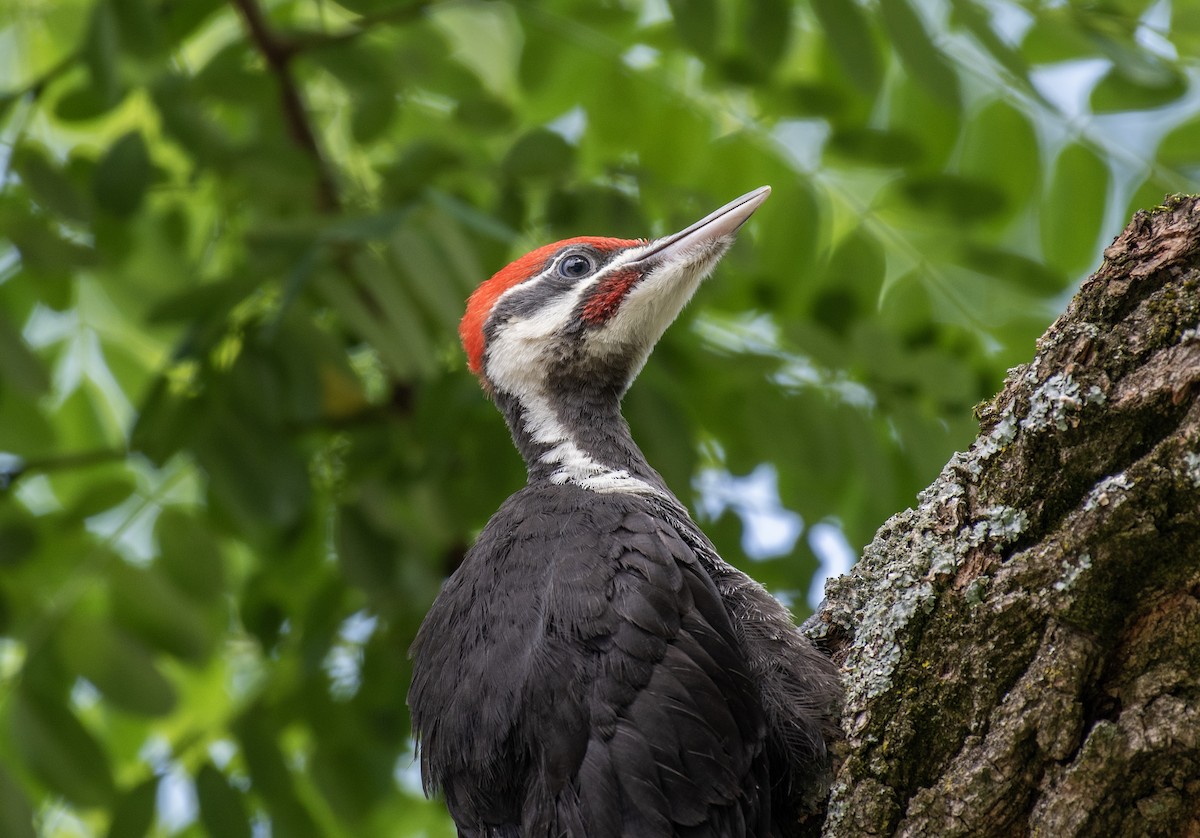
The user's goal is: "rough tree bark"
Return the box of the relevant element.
[807,196,1200,837]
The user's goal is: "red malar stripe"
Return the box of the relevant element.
[581,269,642,325]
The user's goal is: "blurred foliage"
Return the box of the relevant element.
[0,0,1198,834]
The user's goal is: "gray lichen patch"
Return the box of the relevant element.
[964,575,989,605]
[976,375,1101,469]
[1184,451,1200,487]
[1083,472,1134,511]
[1054,552,1093,593]
[967,505,1029,550]
[819,505,942,716]
[1022,372,1084,432]
[973,404,1018,464]
[918,457,969,506]
[819,459,1027,727]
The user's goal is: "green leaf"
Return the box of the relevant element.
[110,0,165,59]
[145,276,250,325]
[196,764,252,838]
[960,245,1068,293]
[316,252,439,379]
[949,0,1036,96]
[958,101,1040,214]
[66,476,136,520]
[236,713,321,838]
[11,143,92,222]
[82,0,123,109]
[59,617,178,716]
[1091,65,1188,113]
[194,411,311,534]
[311,740,394,825]
[351,92,398,143]
[743,0,791,76]
[828,128,922,167]
[624,379,697,494]
[1174,0,1200,55]
[1123,176,1170,221]
[819,226,886,320]
[1159,116,1200,183]
[318,210,411,244]
[545,184,645,241]
[0,313,50,397]
[888,73,961,170]
[331,0,424,15]
[501,128,574,180]
[897,174,1007,224]
[1041,145,1109,276]
[1021,8,1100,63]
[161,0,223,44]
[105,777,159,838]
[775,81,847,118]
[149,76,234,168]
[53,83,115,122]
[880,0,961,108]
[130,377,202,465]
[392,220,475,330]
[110,562,214,663]
[667,0,719,58]
[2,211,97,279]
[454,93,514,132]
[0,765,35,838]
[54,386,121,450]
[380,141,464,203]
[155,507,225,602]
[10,688,115,808]
[0,518,38,569]
[0,94,17,125]
[190,43,258,101]
[810,0,881,93]
[94,131,151,217]
[335,503,398,595]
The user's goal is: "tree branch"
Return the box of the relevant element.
[229,0,398,324]
[0,448,129,490]
[230,0,340,213]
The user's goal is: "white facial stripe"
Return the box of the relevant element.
[542,436,667,496]
[489,362,665,496]
[483,239,701,499]
[485,274,666,498]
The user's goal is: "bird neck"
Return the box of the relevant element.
[494,381,670,497]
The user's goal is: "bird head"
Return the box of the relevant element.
[460,186,771,400]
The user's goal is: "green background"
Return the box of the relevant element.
[1,0,1199,834]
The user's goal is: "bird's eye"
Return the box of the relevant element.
[558,254,595,279]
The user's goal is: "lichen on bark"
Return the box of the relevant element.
[807,197,1200,836]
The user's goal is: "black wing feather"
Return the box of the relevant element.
[410,486,773,837]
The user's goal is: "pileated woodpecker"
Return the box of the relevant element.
[410,187,841,837]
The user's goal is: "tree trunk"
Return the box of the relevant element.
[808,196,1200,837]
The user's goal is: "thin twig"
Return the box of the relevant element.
[1,447,129,490]
[229,0,340,213]
[228,0,390,320]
